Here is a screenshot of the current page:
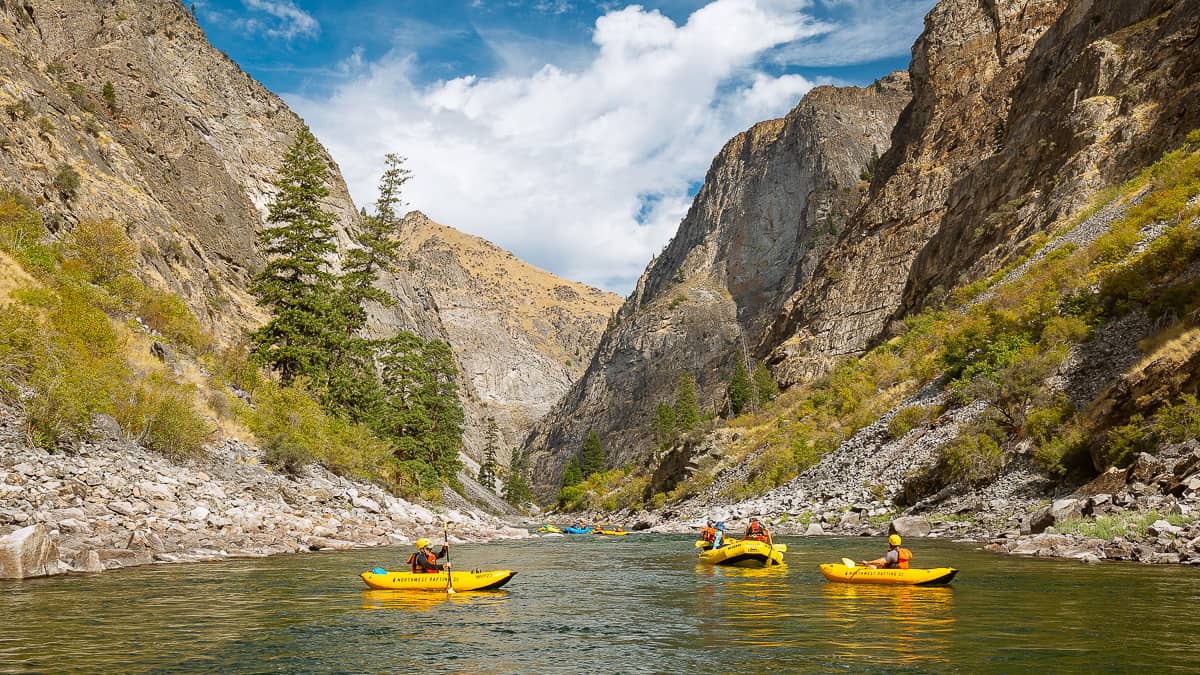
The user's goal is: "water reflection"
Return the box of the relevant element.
[821,582,955,666]
[360,589,511,612]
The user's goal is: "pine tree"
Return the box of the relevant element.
[580,429,606,477]
[753,364,779,404]
[728,358,753,416]
[503,447,532,504]
[675,373,699,432]
[250,126,340,386]
[652,402,676,449]
[561,454,583,487]
[478,417,500,490]
[375,333,464,480]
[340,153,410,319]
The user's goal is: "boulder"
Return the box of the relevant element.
[108,501,136,517]
[888,515,931,538]
[804,523,825,536]
[72,549,104,574]
[352,496,382,514]
[1174,447,1200,479]
[0,524,61,579]
[1028,498,1081,534]
[838,510,863,528]
[1126,453,1167,485]
[1147,520,1182,538]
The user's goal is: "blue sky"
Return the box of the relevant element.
[195,0,936,292]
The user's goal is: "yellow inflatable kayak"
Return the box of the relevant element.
[537,524,563,533]
[818,563,956,585]
[360,569,516,591]
[697,539,785,567]
[593,529,629,536]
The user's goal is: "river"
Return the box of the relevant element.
[2,535,1198,673]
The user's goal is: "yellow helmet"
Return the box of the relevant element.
[415,538,430,549]
[888,534,902,546]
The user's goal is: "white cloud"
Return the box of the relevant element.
[200,0,319,41]
[288,0,827,292]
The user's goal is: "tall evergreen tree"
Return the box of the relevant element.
[250,126,340,385]
[375,333,464,479]
[652,402,677,449]
[580,429,606,477]
[727,357,753,416]
[503,447,532,505]
[340,153,410,320]
[561,454,583,487]
[478,417,500,490]
[675,373,699,432]
[753,364,779,404]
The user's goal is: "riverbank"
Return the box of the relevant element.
[0,407,528,580]
[585,425,1200,565]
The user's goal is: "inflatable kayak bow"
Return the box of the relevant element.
[818,562,956,585]
[562,526,592,534]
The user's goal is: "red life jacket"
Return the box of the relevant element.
[701,527,716,543]
[406,550,438,573]
[748,521,768,542]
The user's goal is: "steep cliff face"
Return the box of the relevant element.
[395,212,622,460]
[524,78,911,496]
[0,0,446,343]
[767,0,1200,382]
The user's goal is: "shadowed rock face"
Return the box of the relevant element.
[523,77,911,497]
[767,0,1200,383]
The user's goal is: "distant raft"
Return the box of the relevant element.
[593,529,629,536]
[536,524,563,534]
[697,539,785,567]
[561,526,592,534]
[360,569,516,591]
[818,563,957,585]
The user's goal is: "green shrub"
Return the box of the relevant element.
[53,164,81,200]
[37,117,56,135]
[0,190,45,253]
[887,404,941,439]
[942,418,1006,484]
[102,81,119,114]
[115,375,209,459]
[62,219,135,283]
[1155,394,1200,443]
[5,99,34,119]
[243,380,394,482]
[139,289,207,351]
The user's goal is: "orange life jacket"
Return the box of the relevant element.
[897,547,912,569]
[406,550,438,573]
[747,521,768,542]
[701,526,716,543]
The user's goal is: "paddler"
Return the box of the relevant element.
[407,538,451,573]
[700,520,718,549]
[743,516,770,543]
[861,534,912,569]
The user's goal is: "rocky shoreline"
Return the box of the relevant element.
[607,432,1200,566]
[0,408,528,580]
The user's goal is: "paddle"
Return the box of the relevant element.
[444,521,455,595]
[841,557,856,568]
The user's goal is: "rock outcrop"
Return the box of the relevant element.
[524,77,911,496]
[395,213,622,459]
[768,0,1200,382]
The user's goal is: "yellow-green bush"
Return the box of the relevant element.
[113,374,210,459]
[887,404,941,439]
[62,219,136,284]
[242,380,395,482]
[0,190,45,252]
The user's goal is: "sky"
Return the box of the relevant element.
[194,0,937,293]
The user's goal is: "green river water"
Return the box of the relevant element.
[2,535,1199,673]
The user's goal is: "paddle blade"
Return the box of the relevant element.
[841,557,856,568]
[694,540,709,548]
[772,543,788,553]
